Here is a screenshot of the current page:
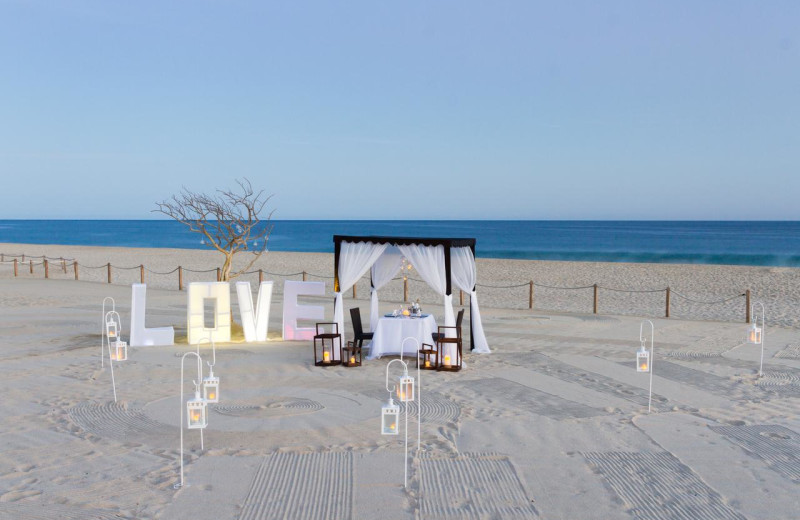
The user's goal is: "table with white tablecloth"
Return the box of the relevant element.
[367,314,438,360]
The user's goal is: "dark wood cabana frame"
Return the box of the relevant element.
[333,235,478,350]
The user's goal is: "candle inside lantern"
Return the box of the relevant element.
[191,411,200,422]
[350,356,355,364]
[444,355,451,366]
[425,360,431,368]
[639,362,648,371]
[390,423,396,431]
[323,351,330,362]
[208,391,216,400]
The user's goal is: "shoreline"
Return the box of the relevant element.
[2,242,798,328]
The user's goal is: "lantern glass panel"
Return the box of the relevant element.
[187,398,207,429]
[112,341,127,361]
[636,348,650,373]
[397,375,414,402]
[381,402,399,435]
[747,324,762,345]
[203,377,220,403]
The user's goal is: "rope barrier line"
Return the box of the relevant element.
[597,286,666,293]
[476,282,531,289]
[670,291,745,305]
[144,267,181,275]
[533,282,595,290]
[0,251,750,322]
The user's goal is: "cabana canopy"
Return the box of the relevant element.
[332,235,490,360]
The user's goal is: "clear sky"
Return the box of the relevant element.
[1,1,798,220]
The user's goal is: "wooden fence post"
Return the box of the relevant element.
[216,267,221,282]
[746,289,751,323]
[178,266,183,291]
[0,253,3,262]
[140,265,145,284]
[302,271,307,282]
[665,287,671,318]
[460,290,464,306]
[29,259,33,274]
[353,284,357,299]
[259,269,263,284]
[74,261,79,280]
[404,277,409,303]
[593,284,598,314]
[22,254,25,262]
[14,259,18,277]
[107,263,112,284]
[44,259,49,279]
[529,281,534,310]
[61,257,67,273]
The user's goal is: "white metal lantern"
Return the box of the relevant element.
[202,367,220,403]
[381,398,400,435]
[397,373,415,402]
[106,317,118,339]
[187,392,208,429]
[746,323,762,345]
[636,345,650,373]
[111,340,128,361]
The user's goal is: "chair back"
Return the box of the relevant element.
[350,307,364,336]
[455,309,465,337]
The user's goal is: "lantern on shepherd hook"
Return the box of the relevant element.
[746,301,766,377]
[381,398,399,435]
[636,345,649,373]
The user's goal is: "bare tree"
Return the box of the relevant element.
[154,179,274,281]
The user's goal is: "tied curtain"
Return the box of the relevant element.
[451,247,490,353]
[397,244,456,339]
[369,246,404,332]
[334,241,388,359]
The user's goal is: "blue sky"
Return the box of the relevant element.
[1,1,798,219]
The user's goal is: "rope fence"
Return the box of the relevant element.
[0,251,753,323]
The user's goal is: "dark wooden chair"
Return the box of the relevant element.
[350,307,373,352]
[433,308,464,372]
[313,322,342,366]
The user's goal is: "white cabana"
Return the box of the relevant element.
[333,235,490,356]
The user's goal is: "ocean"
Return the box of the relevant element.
[1,220,799,267]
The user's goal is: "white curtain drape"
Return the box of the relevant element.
[451,246,490,353]
[369,246,404,332]
[334,241,388,359]
[397,244,456,337]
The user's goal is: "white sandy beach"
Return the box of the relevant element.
[0,244,799,519]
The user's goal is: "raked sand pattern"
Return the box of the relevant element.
[0,248,799,519]
[238,452,353,520]
[417,452,539,519]
[581,452,747,520]
[212,397,324,418]
[67,400,175,445]
[709,424,800,483]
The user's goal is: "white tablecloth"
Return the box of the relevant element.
[367,315,438,360]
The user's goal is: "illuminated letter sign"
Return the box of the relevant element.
[129,283,175,346]
[282,281,324,341]
[187,282,231,344]
[235,281,273,342]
